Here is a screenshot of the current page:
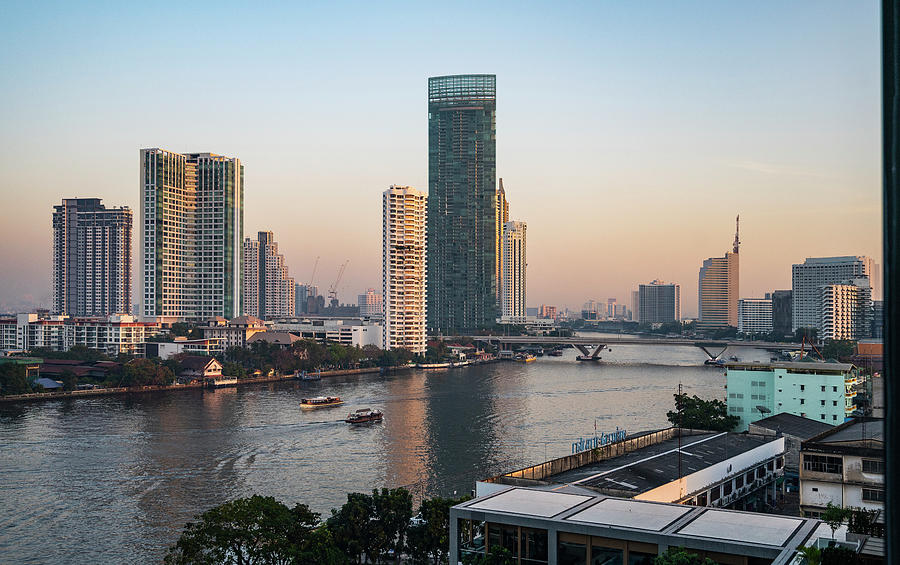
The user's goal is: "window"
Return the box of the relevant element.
[821,414,826,419]
[558,539,586,565]
[862,459,885,474]
[800,385,805,391]
[522,528,548,564]
[800,399,805,405]
[804,454,842,474]
[591,545,623,565]
[821,386,826,392]
[821,400,826,406]
[833,386,838,392]
[862,488,885,502]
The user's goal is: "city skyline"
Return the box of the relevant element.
[0,2,882,316]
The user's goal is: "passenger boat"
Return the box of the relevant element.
[516,354,537,363]
[576,355,601,362]
[548,348,564,357]
[300,396,344,408]
[416,362,452,369]
[345,408,383,424]
[297,370,321,381]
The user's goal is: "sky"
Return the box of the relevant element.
[0,1,882,316]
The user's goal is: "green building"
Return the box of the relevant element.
[725,361,857,431]
[427,75,498,334]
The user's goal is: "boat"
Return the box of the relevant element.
[576,355,601,362]
[548,349,563,357]
[345,408,383,424]
[416,362,452,369]
[704,359,727,367]
[300,396,344,408]
[534,349,544,357]
[298,370,321,381]
[205,376,238,388]
[515,354,537,363]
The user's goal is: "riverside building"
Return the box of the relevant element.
[427,74,498,334]
[383,186,427,353]
[637,280,680,324]
[697,217,740,330]
[242,231,295,319]
[52,198,132,316]
[139,148,243,323]
[501,221,527,319]
[820,278,872,340]
[737,297,773,334]
[496,178,509,303]
[791,256,874,332]
[0,313,160,356]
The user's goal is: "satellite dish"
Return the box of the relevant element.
[756,405,771,414]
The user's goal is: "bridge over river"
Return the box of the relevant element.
[442,335,799,361]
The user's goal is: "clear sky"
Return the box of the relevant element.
[0,1,882,316]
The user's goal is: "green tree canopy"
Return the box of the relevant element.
[654,547,716,565]
[0,363,31,395]
[666,393,740,432]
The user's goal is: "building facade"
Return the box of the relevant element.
[140,149,243,322]
[791,256,874,332]
[638,280,680,324]
[820,278,872,340]
[383,186,427,353]
[52,198,132,316]
[242,231,295,319]
[496,178,509,304]
[501,221,527,318]
[427,74,498,334]
[358,288,383,318]
[725,361,857,431]
[539,305,557,320]
[0,313,160,356]
[737,298,773,334]
[201,316,267,350]
[771,290,792,338]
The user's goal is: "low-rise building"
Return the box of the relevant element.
[270,317,382,348]
[176,356,223,384]
[0,313,160,356]
[725,361,857,431]
[748,413,834,490]
[799,417,884,518]
[246,332,302,348]
[144,338,223,359]
[201,316,267,349]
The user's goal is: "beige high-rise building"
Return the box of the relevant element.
[501,221,527,318]
[243,231,295,319]
[496,178,510,303]
[820,278,872,340]
[383,186,427,353]
[698,217,740,329]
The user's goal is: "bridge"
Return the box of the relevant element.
[441,335,799,361]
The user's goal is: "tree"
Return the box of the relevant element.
[821,340,856,361]
[164,495,321,565]
[821,545,858,565]
[372,487,413,562]
[61,369,78,391]
[121,359,173,387]
[666,393,739,432]
[407,495,470,565]
[654,547,716,565]
[846,506,882,536]
[797,545,822,565]
[327,492,375,563]
[462,547,515,565]
[0,363,31,395]
[822,502,849,540]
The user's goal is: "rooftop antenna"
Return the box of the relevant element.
[733,214,740,254]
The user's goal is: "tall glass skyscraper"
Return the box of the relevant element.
[427,74,497,334]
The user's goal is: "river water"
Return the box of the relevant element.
[0,337,773,564]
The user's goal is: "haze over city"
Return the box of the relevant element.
[0,1,882,315]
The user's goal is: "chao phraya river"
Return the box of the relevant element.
[0,336,773,564]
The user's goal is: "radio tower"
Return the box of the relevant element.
[733,215,740,254]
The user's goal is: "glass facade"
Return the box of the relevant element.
[427,74,498,334]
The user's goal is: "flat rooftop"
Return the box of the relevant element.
[548,432,771,495]
[750,413,834,440]
[809,418,884,445]
[726,361,854,372]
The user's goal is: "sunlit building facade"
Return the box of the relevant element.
[791,256,874,333]
[698,220,740,330]
[638,280,681,324]
[242,231,295,319]
[501,221,527,318]
[383,186,427,353]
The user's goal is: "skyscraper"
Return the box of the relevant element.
[638,280,681,324]
[243,231,295,319]
[140,149,243,322]
[820,278,872,340]
[496,178,509,303]
[501,221,527,318]
[383,186,427,353]
[791,256,874,332]
[427,74,497,334]
[52,198,132,316]
[737,298,773,334]
[697,217,740,329]
[770,290,792,338]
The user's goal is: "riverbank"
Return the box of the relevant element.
[0,365,411,404]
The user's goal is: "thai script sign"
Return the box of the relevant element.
[571,427,626,454]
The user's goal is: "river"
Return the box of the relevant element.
[0,337,773,564]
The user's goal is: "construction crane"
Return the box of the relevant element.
[328,260,349,307]
[309,256,320,286]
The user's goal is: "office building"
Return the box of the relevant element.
[697,217,740,330]
[800,418,884,518]
[725,361,857,431]
[496,178,509,303]
[791,256,874,332]
[738,298,773,334]
[820,278,872,340]
[242,231,295,319]
[358,288,383,318]
[139,148,243,323]
[501,221,527,318]
[630,290,640,323]
[638,280,681,324]
[771,290,792,338]
[52,198,132,316]
[427,74,497,334]
[383,186,427,353]
[452,486,823,565]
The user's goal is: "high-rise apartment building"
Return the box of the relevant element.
[52,198,132,316]
[737,298,773,334]
[638,280,681,324]
[791,256,874,332]
[631,290,640,323]
[140,149,243,322]
[698,217,740,329]
[539,305,557,320]
[771,290,793,338]
[358,288,383,318]
[427,74,498,334]
[243,231,295,319]
[820,278,872,340]
[501,221,527,318]
[383,186,427,353]
[496,178,509,303]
